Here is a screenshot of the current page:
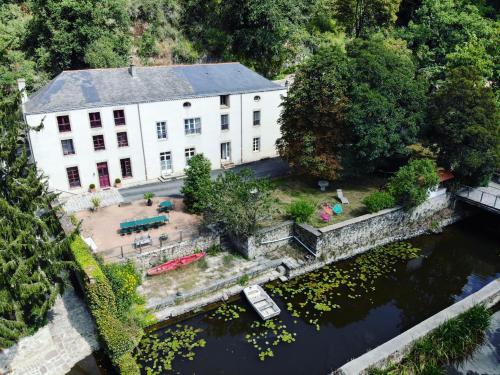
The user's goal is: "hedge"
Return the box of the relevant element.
[362,191,396,213]
[70,236,142,374]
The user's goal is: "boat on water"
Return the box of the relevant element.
[243,285,281,320]
[147,252,206,276]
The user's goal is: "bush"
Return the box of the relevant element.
[387,159,440,208]
[363,191,396,213]
[89,183,96,189]
[288,199,315,223]
[102,261,142,318]
[115,178,121,184]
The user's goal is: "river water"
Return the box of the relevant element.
[69,213,499,375]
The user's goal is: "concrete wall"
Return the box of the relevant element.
[133,234,220,270]
[333,278,500,375]
[26,89,286,195]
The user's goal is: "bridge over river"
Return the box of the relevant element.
[455,182,500,214]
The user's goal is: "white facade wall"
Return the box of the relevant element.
[25,89,286,194]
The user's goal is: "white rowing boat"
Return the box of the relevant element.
[243,285,281,320]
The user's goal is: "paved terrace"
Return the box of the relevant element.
[75,196,201,258]
[0,287,98,375]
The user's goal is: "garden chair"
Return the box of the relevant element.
[337,189,349,204]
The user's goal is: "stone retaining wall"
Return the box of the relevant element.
[241,194,464,262]
[333,278,500,375]
[133,234,220,270]
[230,221,294,258]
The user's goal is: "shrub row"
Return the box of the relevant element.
[70,236,142,374]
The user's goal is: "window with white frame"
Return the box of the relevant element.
[184,147,195,161]
[156,121,167,140]
[61,139,75,155]
[253,137,261,152]
[220,95,230,107]
[184,118,201,135]
[253,110,261,126]
[221,114,229,131]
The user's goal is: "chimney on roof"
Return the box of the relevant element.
[17,78,28,104]
[128,58,136,77]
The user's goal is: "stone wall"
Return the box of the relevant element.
[230,221,294,258]
[238,194,465,263]
[333,278,500,375]
[133,234,220,270]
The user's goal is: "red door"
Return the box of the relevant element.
[97,162,110,188]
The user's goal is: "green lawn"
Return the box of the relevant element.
[264,175,387,228]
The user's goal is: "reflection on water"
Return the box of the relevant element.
[69,213,500,375]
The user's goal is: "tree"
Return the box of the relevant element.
[26,0,131,75]
[403,0,498,87]
[428,67,499,186]
[277,45,350,180]
[202,169,271,238]
[181,154,212,214]
[0,3,46,98]
[344,35,426,172]
[335,0,401,37]
[387,159,439,208]
[182,0,315,77]
[0,96,71,348]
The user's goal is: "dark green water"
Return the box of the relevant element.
[70,213,499,375]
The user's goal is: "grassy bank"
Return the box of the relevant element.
[369,304,492,374]
[70,236,155,374]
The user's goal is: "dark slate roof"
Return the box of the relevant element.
[25,63,283,115]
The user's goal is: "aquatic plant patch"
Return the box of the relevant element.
[209,303,247,322]
[244,319,297,361]
[135,324,206,373]
[266,242,420,330]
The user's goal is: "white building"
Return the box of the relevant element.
[20,63,287,194]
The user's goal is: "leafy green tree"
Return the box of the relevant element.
[203,169,271,238]
[428,67,500,186]
[387,158,439,208]
[181,154,212,214]
[335,0,401,36]
[403,0,498,86]
[0,97,71,348]
[277,45,350,180]
[27,0,131,75]
[345,35,426,172]
[182,0,315,77]
[0,3,46,98]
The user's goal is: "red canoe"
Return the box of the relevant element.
[147,252,206,276]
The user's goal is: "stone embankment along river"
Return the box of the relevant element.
[333,278,500,375]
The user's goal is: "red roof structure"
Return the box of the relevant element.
[438,169,454,182]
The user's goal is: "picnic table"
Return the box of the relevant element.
[119,215,168,234]
[158,200,174,213]
[134,234,152,249]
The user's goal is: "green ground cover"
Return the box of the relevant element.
[265,175,387,228]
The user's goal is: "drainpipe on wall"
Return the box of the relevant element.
[240,94,243,164]
[136,103,148,181]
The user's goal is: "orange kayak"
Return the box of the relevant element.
[147,252,206,276]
